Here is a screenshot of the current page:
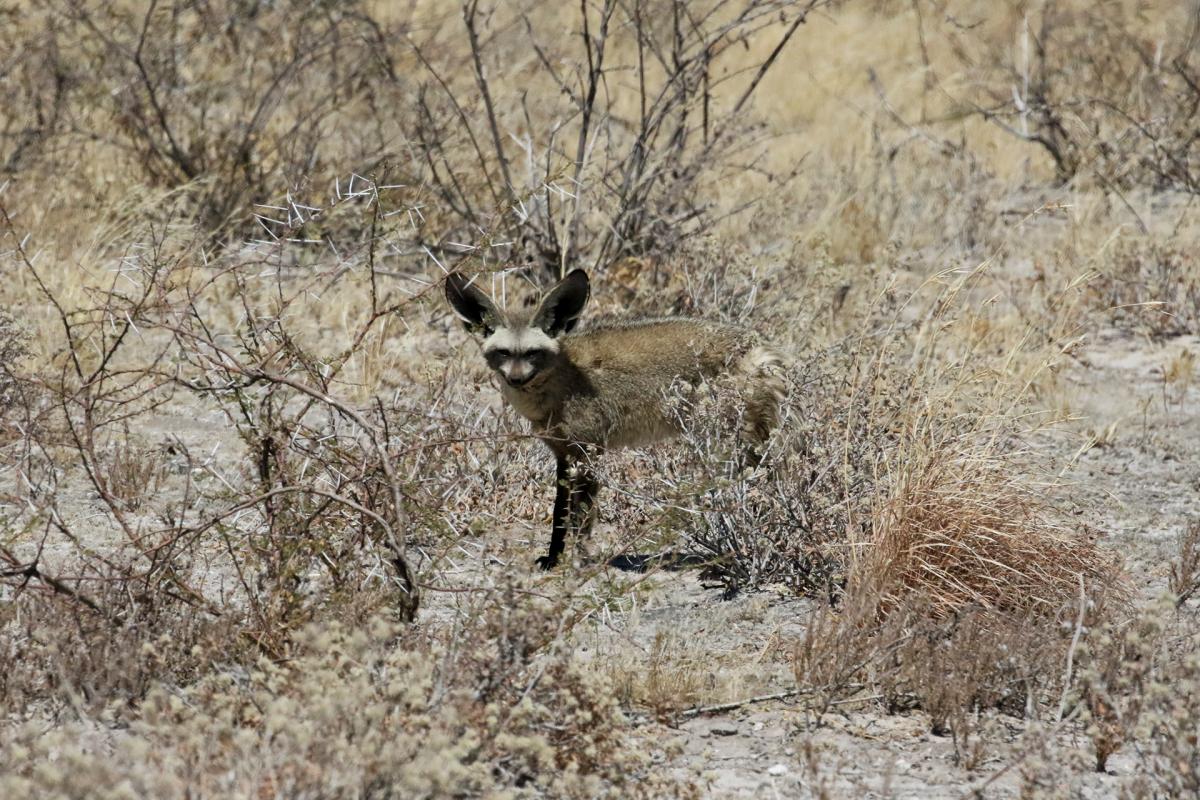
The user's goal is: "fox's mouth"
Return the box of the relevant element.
[505,374,536,388]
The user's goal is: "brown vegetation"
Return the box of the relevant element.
[2,0,1198,796]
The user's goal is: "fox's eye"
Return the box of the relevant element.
[494,349,511,359]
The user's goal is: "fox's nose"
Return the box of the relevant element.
[503,361,535,386]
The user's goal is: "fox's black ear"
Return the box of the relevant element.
[445,272,498,336]
[533,269,590,336]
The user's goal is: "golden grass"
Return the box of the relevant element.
[864,441,1122,618]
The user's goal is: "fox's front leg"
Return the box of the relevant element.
[537,453,572,570]
[538,446,600,569]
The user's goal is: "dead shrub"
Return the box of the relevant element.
[638,257,1122,614]
[657,347,877,599]
[769,270,1130,757]
[4,0,398,233]
[875,602,1075,769]
[1119,617,1200,797]
[794,583,1121,771]
[404,0,828,280]
[1090,239,1200,337]
[922,1,1200,191]
[791,424,1119,743]
[1076,600,1169,774]
[0,180,426,716]
[0,596,697,799]
[0,585,241,716]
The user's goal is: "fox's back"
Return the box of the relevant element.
[545,318,766,448]
[565,318,748,379]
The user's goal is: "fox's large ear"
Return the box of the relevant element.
[533,269,590,336]
[445,272,498,336]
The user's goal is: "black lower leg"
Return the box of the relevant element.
[538,454,571,569]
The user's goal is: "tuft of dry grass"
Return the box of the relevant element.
[99,425,169,512]
[864,442,1123,619]
[1169,519,1200,607]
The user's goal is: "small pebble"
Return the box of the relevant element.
[767,764,788,776]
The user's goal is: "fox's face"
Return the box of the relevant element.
[445,270,590,390]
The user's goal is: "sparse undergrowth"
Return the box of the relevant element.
[0,589,697,800]
[2,0,1199,797]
